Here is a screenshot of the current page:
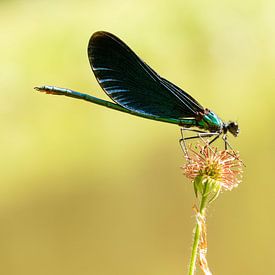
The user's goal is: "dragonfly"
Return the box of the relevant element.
[35,31,240,155]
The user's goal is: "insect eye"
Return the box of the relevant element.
[229,122,238,129]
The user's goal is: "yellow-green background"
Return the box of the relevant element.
[1,0,274,274]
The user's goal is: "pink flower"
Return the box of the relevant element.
[182,144,243,192]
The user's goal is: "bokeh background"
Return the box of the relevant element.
[1,0,274,274]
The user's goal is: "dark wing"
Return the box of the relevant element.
[88,31,204,119]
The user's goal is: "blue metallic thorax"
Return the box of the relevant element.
[197,110,223,133]
[178,109,223,133]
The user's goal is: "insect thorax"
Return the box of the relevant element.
[196,109,223,133]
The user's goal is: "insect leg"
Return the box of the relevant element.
[222,134,230,150]
[181,127,208,134]
[179,128,213,158]
[184,132,219,141]
[179,128,190,158]
[208,134,221,145]
[222,135,246,166]
[179,128,220,158]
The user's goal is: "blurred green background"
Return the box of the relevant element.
[1,0,274,274]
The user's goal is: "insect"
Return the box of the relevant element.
[35,31,240,154]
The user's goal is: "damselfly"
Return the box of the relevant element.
[35,31,240,154]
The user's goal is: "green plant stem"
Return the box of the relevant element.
[188,194,208,275]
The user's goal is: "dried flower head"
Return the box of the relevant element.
[182,143,243,193]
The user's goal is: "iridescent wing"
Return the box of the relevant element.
[88,31,204,119]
